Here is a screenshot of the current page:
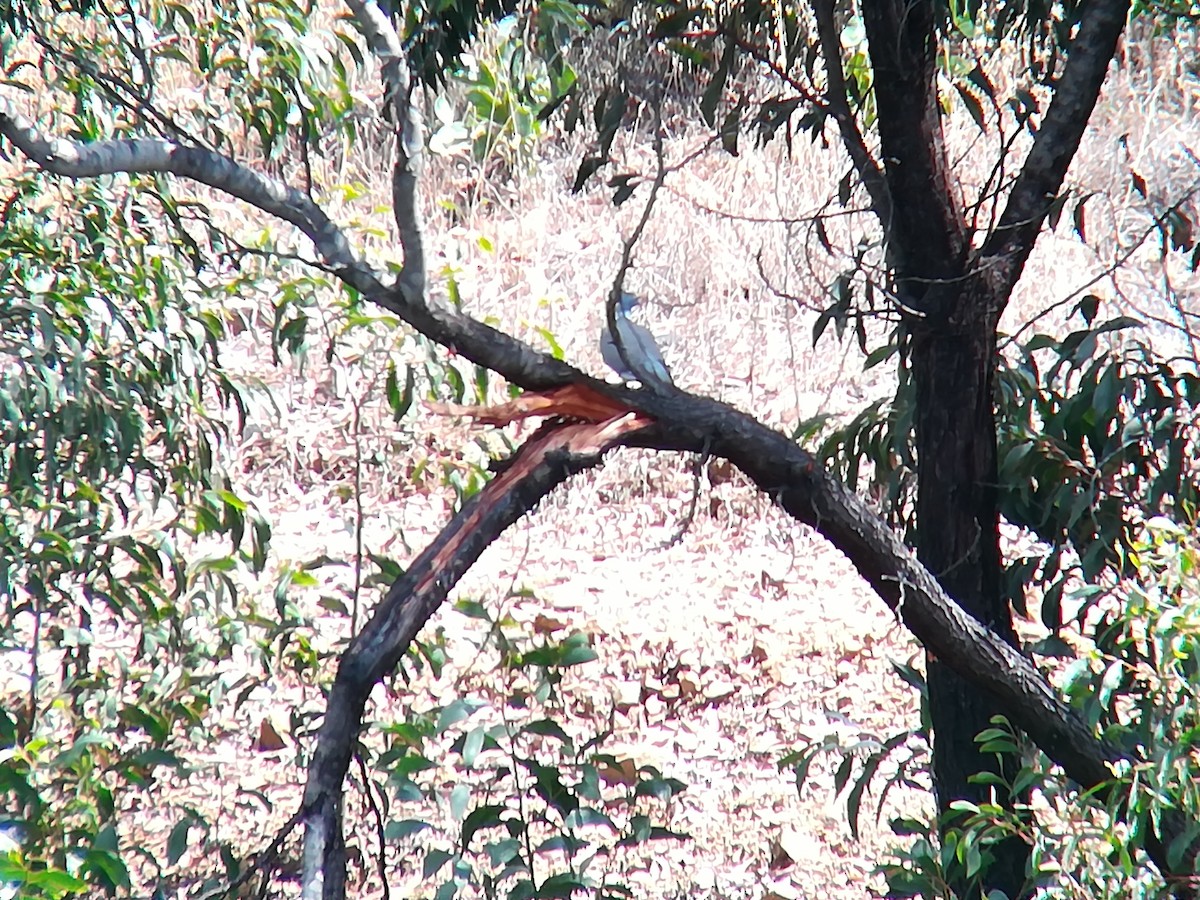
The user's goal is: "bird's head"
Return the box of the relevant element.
[616,291,640,315]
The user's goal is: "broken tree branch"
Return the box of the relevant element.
[3,17,1193,882]
[300,411,650,898]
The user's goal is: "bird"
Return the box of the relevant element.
[600,291,673,386]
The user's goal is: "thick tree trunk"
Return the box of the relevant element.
[910,304,1027,896]
[855,0,1028,885]
[859,0,1034,890]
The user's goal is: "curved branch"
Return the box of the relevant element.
[0,103,365,275]
[302,375,1197,895]
[630,397,1121,780]
[0,102,578,389]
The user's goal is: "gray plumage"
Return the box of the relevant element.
[600,292,673,385]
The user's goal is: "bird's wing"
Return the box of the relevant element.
[621,320,674,385]
[599,325,636,380]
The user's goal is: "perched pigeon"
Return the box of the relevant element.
[600,291,673,385]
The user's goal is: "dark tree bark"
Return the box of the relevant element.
[858,0,1027,887]
[910,311,1029,895]
[851,0,1133,893]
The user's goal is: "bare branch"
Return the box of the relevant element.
[810,0,892,226]
[0,102,367,276]
[341,0,427,298]
[658,440,711,550]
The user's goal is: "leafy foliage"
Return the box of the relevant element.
[873,522,1200,898]
[429,9,582,171]
[998,315,1200,633]
[794,311,1199,890]
[1,0,359,169]
[783,678,929,842]
[0,172,272,894]
[385,0,521,88]
[372,597,688,899]
[803,312,1200,636]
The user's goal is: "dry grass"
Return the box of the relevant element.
[4,13,1200,899]
[197,38,1199,897]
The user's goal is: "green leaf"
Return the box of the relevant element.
[955,83,986,132]
[25,868,87,892]
[719,105,741,156]
[520,719,572,746]
[534,872,589,898]
[450,782,470,821]
[838,170,853,207]
[83,846,130,891]
[534,326,564,360]
[1072,193,1093,242]
[1074,293,1101,324]
[461,726,486,767]
[634,771,688,801]
[1098,660,1124,710]
[522,760,579,817]
[700,21,735,128]
[572,154,607,193]
[423,848,454,879]
[486,837,523,866]
[386,361,417,420]
[566,806,617,832]
[864,342,898,370]
[652,6,700,38]
[436,698,486,734]
[460,804,505,849]
[385,819,432,841]
[558,633,598,666]
[166,819,192,865]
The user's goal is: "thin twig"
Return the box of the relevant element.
[201,807,306,900]
[29,32,206,147]
[355,752,390,900]
[658,438,712,550]
[606,103,671,386]
[351,393,365,635]
[1004,185,1200,347]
